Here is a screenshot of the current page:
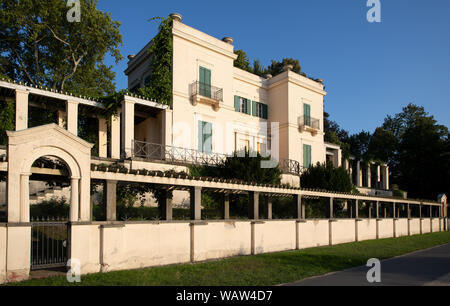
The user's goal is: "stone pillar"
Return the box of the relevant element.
[295,195,302,219]
[381,165,389,190]
[160,190,173,221]
[121,99,135,159]
[15,89,29,131]
[161,109,173,147]
[105,180,117,221]
[429,205,433,218]
[110,112,121,159]
[407,204,411,219]
[190,187,202,220]
[329,197,334,219]
[355,200,359,219]
[376,201,380,219]
[98,117,108,158]
[248,192,260,220]
[267,199,273,220]
[376,165,381,189]
[20,173,31,222]
[367,202,372,219]
[393,203,396,219]
[66,100,79,135]
[356,161,361,187]
[223,194,230,220]
[367,165,372,188]
[70,177,80,222]
[57,110,66,128]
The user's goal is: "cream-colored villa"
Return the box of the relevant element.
[0,13,447,284]
[125,13,389,195]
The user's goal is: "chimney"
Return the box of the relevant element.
[169,13,183,22]
[222,37,234,45]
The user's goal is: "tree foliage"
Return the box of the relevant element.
[138,16,173,105]
[233,50,252,73]
[0,0,122,97]
[301,162,354,193]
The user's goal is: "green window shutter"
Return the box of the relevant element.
[263,104,268,119]
[203,122,212,153]
[252,101,257,116]
[246,99,251,115]
[234,96,240,112]
[303,144,312,168]
[198,121,204,152]
[304,103,311,126]
[199,67,211,98]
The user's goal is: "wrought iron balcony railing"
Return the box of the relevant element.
[133,140,305,176]
[190,81,223,102]
[298,115,320,131]
[132,140,228,167]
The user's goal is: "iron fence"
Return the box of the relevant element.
[190,81,223,102]
[31,217,69,270]
[279,158,306,175]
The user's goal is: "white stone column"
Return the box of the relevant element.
[70,177,80,222]
[66,100,79,135]
[381,165,389,190]
[110,112,121,159]
[121,99,135,159]
[57,110,66,128]
[15,89,29,131]
[376,165,381,189]
[20,173,31,222]
[367,165,372,188]
[98,117,108,158]
[356,161,361,187]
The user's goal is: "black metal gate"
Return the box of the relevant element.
[31,217,69,270]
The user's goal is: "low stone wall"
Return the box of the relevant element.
[395,219,409,237]
[431,218,441,233]
[331,219,355,244]
[298,220,330,249]
[410,219,421,235]
[377,219,394,239]
[357,219,377,241]
[0,218,447,284]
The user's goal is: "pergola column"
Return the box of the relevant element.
[20,173,31,222]
[160,189,173,221]
[367,202,372,219]
[376,165,381,189]
[393,203,396,219]
[367,164,372,188]
[223,194,230,220]
[121,99,135,159]
[381,165,389,190]
[66,100,79,135]
[267,198,273,220]
[110,112,121,159]
[376,201,380,219]
[328,197,334,219]
[105,180,117,221]
[70,177,80,222]
[355,200,359,219]
[190,187,202,220]
[295,195,302,219]
[248,191,260,220]
[98,117,108,158]
[15,89,29,131]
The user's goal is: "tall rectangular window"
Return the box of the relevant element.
[198,121,212,153]
[252,101,268,119]
[303,103,311,126]
[199,67,211,98]
[303,144,312,168]
[234,96,251,115]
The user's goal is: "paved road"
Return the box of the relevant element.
[285,243,450,286]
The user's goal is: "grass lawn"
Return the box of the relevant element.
[7,231,450,286]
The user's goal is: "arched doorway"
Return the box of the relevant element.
[6,124,93,273]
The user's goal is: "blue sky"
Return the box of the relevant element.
[97,0,450,135]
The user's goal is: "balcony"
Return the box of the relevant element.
[298,115,320,136]
[190,81,223,111]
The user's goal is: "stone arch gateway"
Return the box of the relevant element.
[6,124,93,223]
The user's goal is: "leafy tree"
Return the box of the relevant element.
[0,99,15,145]
[0,0,122,97]
[301,162,354,193]
[346,131,372,160]
[367,127,398,164]
[233,49,252,72]
[252,59,265,77]
[266,58,301,76]
[381,104,449,199]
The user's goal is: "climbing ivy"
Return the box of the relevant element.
[138,16,173,106]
